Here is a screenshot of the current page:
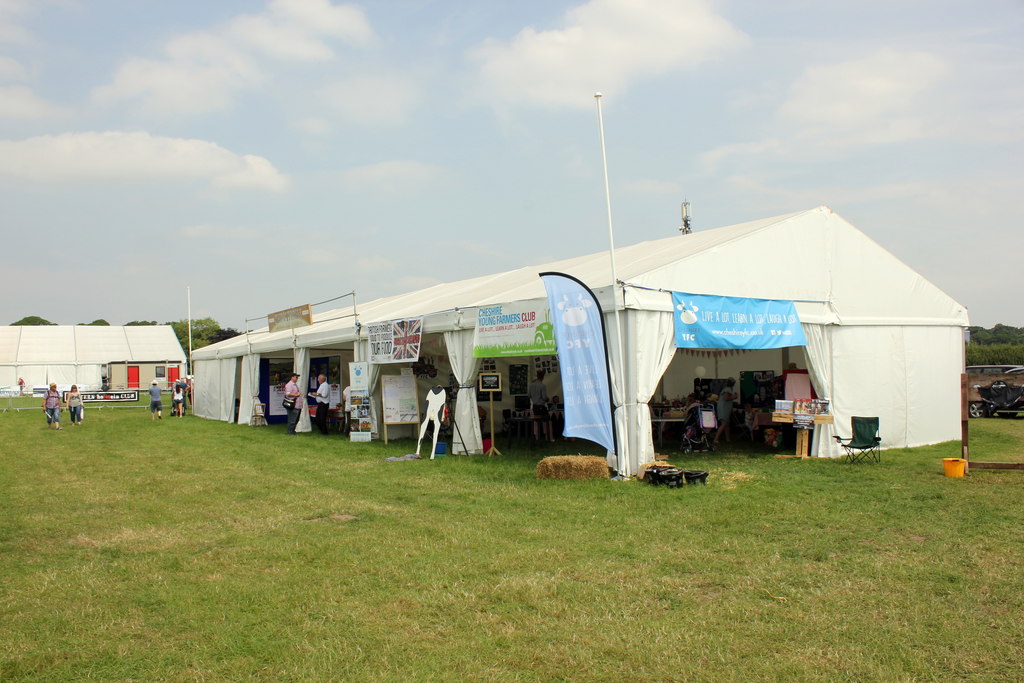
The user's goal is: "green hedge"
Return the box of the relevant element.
[966,343,1024,366]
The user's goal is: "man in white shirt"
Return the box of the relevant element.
[311,374,331,435]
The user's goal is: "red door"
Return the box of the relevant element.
[127,366,140,389]
[167,367,179,384]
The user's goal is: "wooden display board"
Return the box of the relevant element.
[382,375,419,444]
[772,412,834,459]
[478,373,502,456]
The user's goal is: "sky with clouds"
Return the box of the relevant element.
[1,0,1021,328]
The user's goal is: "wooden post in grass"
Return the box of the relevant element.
[961,373,970,474]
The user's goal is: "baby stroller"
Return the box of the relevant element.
[680,402,717,453]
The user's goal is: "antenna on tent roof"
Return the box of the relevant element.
[679,200,692,234]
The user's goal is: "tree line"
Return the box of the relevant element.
[8,316,239,352]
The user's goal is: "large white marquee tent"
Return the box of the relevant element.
[0,325,186,390]
[192,207,969,476]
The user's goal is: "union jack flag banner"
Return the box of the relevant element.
[367,317,423,363]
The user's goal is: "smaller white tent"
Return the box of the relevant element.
[0,326,185,389]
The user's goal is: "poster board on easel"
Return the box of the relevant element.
[382,374,419,443]
[478,372,502,456]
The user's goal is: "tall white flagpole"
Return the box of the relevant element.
[594,92,629,475]
[187,286,193,375]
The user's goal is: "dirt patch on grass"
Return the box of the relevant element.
[714,470,756,490]
[302,513,359,523]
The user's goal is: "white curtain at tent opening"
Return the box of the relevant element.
[444,329,483,455]
[237,354,259,425]
[802,323,836,457]
[294,347,312,433]
[604,309,628,474]
[625,310,678,473]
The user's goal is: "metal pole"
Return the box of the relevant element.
[595,92,630,475]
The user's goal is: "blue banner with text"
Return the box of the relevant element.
[541,273,615,454]
[671,292,806,349]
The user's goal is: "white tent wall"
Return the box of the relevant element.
[444,329,483,455]
[905,326,963,447]
[218,358,239,423]
[47,365,77,387]
[193,359,219,419]
[76,365,103,389]
[19,365,48,387]
[237,354,259,425]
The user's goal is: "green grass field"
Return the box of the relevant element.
[2,402,1023,681]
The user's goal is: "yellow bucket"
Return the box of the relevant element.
[942,458,966,478]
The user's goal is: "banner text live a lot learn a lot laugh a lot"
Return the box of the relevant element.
[472,301,556,358]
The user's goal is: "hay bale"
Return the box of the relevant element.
[536,455,610,481]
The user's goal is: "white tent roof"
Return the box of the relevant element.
[196,206,968,360]
[0,325,185,364]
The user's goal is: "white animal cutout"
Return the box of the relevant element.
[416,386,447,459]
[558,293,592,327]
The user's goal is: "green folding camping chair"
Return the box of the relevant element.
[834,416,881,463]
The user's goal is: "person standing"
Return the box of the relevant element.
[42,382,61,430]
[171,382,185,417]
[65,384,84,426]
[284,372,302,435]
[174,377,188,415]
[529,370,554,442]
[341,384,351,434]
[311,374,331,435]
[714,378,737,445]
[149,379,163,420]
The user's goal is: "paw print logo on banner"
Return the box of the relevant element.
[558,294,592,327]
[676,300,699,325]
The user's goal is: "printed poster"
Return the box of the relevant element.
[368,318,422,364]
[472,301,556,358]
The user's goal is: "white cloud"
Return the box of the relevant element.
[0,131,289,191]
[0,0,34,45]
[93,0,376,115]
[0,85,67,119]
[0,55,27,80]
[471,0,746,109]
[321,73,421,124]
[339,160,447,194]
[779,48,948,146]
[701,48,950,172]
[92,32,262,115]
